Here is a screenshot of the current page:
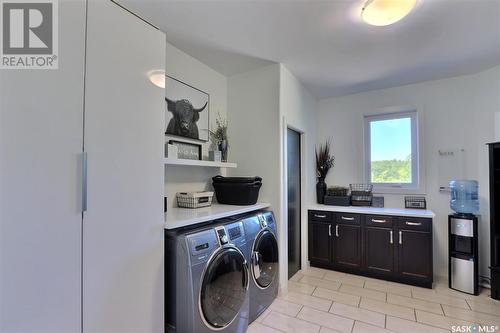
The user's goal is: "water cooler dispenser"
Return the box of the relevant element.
[448,180,479,295]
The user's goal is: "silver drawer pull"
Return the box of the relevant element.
[341,216,355,221]
[314,214,327,218]
[335,225,339,237]
[328,225,332,237]
[406,221,422,226]
[390,230,393,244]
[399,231,403,245]
[371,219,386,223]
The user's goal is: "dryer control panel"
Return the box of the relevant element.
[258,214,268,228]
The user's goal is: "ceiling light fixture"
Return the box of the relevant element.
[148,70,166,88]
[361,0,417,26]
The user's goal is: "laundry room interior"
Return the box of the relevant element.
[1,1,500,333]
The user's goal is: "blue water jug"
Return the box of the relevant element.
[449,180,479,214]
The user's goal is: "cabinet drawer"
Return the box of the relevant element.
[365,215,393,228]
[336,213,360,225]
[309,210,333,222]
[398,218,431,232]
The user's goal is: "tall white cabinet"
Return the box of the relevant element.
[0,1,165,332]
[0,1,86,331]
[83,1,165,332]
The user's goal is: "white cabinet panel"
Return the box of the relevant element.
[0,1,86,332]
[83,1,165,332]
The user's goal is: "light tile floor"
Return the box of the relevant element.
[248,267,500,333]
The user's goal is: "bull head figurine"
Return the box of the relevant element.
[165,97,208,140]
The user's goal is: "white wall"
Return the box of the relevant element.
[227,63,283,285]
[317,65,500,279]
[164,41,228,213]
[279,65,318,290]
[227,64,318,292]
[227,64,281,207]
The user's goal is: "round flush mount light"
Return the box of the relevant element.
[148,70,166,88]
[361,0,417,26]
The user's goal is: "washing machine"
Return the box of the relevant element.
[165,220,250,333]
[242,211,279,323]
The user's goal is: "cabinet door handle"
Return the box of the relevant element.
[371,219,386,223]
[328,225,332,237]
[341,216,355,221]
[82,152,88,213]
[390,230,393,244]
[406,221,422,226]
[335,225,339,237]
[399,231,403,245]
[314,214,327,218]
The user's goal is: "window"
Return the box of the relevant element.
[364,110,418,190]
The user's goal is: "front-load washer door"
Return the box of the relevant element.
[252,230,279,288]
[200,247,248,330]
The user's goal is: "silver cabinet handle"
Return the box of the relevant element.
[390,230,393,244]
[314,214,327,218]
[82,152,88,213]
[335,225,339,237]
[399,231,402,245]
[371,219,386,223]
[329,225,332,237]
[341,216,355,221]
[406,221,422,226]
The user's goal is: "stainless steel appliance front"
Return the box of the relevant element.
[450,257,475,294]
[450,218,474,237]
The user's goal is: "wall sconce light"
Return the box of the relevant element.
[148,70,166,88]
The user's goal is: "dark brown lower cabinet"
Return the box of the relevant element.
[308,220,332,264]
[364,226,394,275]
[397,229,432,281]
[308,210,433,288]
[334,224,361,268]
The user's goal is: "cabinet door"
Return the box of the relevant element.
[397,230,432,280]
[83,1,165,332]
[365,227,395,274]
[309,221,332,264]
[0,2,86,331]
[334,224,361,268]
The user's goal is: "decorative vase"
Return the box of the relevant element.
[316,177,327,204]
[219,140,229,162]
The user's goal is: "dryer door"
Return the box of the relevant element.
[252,230,279,288]
[200,247,248,329]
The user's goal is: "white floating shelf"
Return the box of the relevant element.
[164,158,237,168]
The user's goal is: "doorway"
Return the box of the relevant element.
[287,128,302,279]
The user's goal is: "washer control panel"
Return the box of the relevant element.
[215,226,229,245]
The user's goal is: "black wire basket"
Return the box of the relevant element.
[350,184,373,206]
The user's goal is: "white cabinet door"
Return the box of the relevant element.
[83,1,165,332]
[0,1,86,332]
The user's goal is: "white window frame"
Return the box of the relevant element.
[364,109,420,192]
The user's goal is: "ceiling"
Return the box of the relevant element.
[119,0,500,98]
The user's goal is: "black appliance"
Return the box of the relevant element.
[448,214,479,295]
[488,142,500,300]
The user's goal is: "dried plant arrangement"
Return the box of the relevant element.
[315,139,335,179]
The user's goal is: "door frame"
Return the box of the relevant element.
[280,116,307,291]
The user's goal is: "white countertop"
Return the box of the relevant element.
[309,204,435,218]
[164,203,271,229]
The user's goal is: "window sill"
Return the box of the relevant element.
[372,185,425,195]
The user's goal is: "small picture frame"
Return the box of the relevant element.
[169,140,202,161]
